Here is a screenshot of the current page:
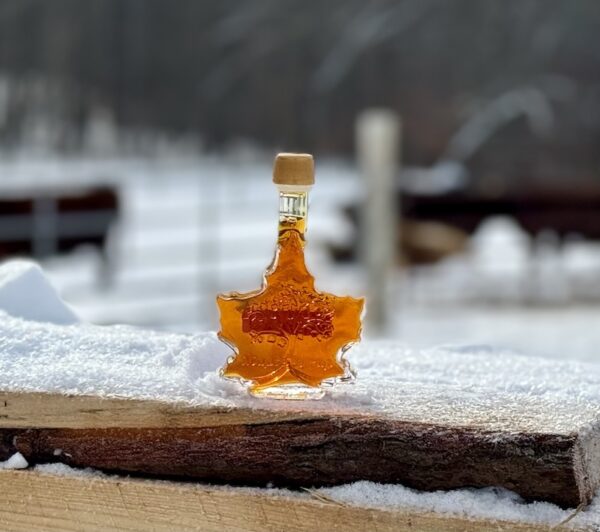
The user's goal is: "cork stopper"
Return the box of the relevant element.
[272,153,315,186]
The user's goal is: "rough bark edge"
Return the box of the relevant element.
[574,422,600,506]
[0,416,588,508]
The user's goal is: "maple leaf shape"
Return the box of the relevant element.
[217,230,364,392]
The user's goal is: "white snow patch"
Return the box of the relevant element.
[320,481,600,528]
[35,462,105,478]
[0,311,230,404]
[0,312,599,434]
[0,260,79,324]
[0,452,28,470]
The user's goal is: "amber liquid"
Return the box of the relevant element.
[217,199,364,399]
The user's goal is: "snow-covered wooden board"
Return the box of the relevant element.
[1,387,599,510]
[0,469,593,532]
[0,311,599,509]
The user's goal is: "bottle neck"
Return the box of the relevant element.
[277,185,311,244]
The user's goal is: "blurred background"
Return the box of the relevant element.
[0,0,599,364]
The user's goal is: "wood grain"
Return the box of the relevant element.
[0,470,591,532]
[1,391,599,509]
[0,391,323,429]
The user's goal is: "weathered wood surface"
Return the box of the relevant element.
[1,391,599,509]
[0,470,591,532]
[0,391,318,429]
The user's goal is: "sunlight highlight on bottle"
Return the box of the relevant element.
[216,153,364,399]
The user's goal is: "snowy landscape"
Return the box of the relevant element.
[2,85,600,530]
[2,3,600,530]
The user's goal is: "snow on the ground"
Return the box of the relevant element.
[29,463,600,529]
[405,216,600,306]
[0,260,78,325]
[321,481,600,528]
[0,453,28,470]
[35,462,106,478]
[393,304,600,365]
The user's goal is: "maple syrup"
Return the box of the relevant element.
[217,153,364,399]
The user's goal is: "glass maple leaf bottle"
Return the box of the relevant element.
[217,153,364,399]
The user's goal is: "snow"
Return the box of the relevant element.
[35,462,105,478]
[0,453,28,470]
[321,481,600,528]
[0,310,599,434]
[0,311,227,403]
[395,306,600,365]
[28,463,600,528]
[0,260,79,325]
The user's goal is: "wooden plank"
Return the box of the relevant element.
[0,391,323,429]
[1,391,599,509]
[0,469,589,532]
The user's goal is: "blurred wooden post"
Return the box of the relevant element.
[199,169,221,329]
[356,109,400,335]
[32,197,58,258]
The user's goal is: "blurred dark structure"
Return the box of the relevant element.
[0,186,118,269]
[334,188,600,265]
[402,189,600,240]
[0,0,599,192]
